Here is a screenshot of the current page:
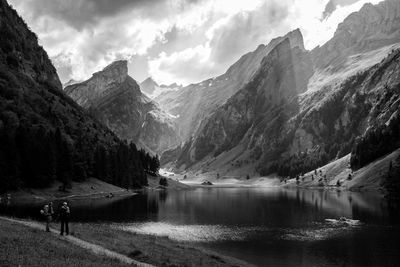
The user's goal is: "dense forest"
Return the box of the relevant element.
[0,122,161,192]
[384,155,400,203]
[350,104,400,169]
[0,0,159,193]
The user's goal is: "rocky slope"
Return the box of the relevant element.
[155,29,307,141]
[313,0,400,70]
[65,61,180,154]
[163,0,400,179]
[169,35,313,170]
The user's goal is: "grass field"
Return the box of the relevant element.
[0,219,131,267]
[0,217,252,267]
[73,222,252,267]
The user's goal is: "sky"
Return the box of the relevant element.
[9,0,383,86]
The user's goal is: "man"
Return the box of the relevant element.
[59,202,70,236]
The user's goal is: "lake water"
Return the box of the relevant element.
[1,187,400,266]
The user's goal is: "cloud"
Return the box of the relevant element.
[149,0,294,85]
[322,0,360,19]
[10,0,166,30]
[8,0,385,85]
[149,45,213,85]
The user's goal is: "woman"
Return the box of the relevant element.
[40,204,53,232]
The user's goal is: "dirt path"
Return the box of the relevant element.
[0,216,154,267]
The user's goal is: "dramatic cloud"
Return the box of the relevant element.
[10,0,165,30]
[8,0,384,85]
[322,0,360,19]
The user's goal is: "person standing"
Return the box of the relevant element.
[40,204,52,232]
[48,202,54,217]
[59,202,70,236]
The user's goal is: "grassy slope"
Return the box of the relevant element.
[285,149,400,192]
[74,223,252,267]
[176,148,399,192]
[0,219,130,267]
[0,217,252,267]
[5,174,191,205]
[7,178,134,204]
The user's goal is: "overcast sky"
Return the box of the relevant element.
[9,0,383,86]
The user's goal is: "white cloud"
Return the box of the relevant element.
[149,45,212,85]
[9,0,385,85]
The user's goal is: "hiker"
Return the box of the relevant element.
[40,204,52,232]
[48,202,54,216]
[59,202,70,236]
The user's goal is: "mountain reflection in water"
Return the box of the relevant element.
[1,188,399,266]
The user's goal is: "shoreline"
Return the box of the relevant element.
[180,179,385,193]
[3,177,384,206]
[1,178,138,205]
[0,216,254,267]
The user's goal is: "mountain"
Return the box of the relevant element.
[154,29,307,141]
[162,0,400,179]
[140,77,158,96]
[168,35,313,171]
[0,0,153,192]
[313,0,400,70]
[65,61,180,154]
[140,77,182,99]
[63,78,79,88]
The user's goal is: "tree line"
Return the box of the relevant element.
[351,110,400,169]
[0,124,160,192]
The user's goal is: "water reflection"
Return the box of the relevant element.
[1,188,399,266]
[0,188,398,225]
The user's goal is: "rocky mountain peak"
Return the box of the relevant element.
[65,62,180,154]
[140,77,159,95]
[285,28,306,51]
[312,0,400,69]
[64,60,134,108]
[142,77,158,86]
[93,60,128,84]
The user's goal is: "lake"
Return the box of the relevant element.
[1,187,400,266]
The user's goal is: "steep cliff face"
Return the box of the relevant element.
[162,0,400,178]
[65,61,180,154]
[155,29,307,142]
[257,0,400,176]
[267,47,400,177]
[174,37,311,168]
[285,0,400,158]
[65,60,130,109]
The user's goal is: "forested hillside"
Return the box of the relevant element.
[0,0,158,192]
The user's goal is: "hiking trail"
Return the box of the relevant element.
[0,216,154,267]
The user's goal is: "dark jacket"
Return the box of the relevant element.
[59,206,70,220]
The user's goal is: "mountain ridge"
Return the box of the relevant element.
[153,28,308,142]
[65,61,180,154]
[161,0,400,179]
